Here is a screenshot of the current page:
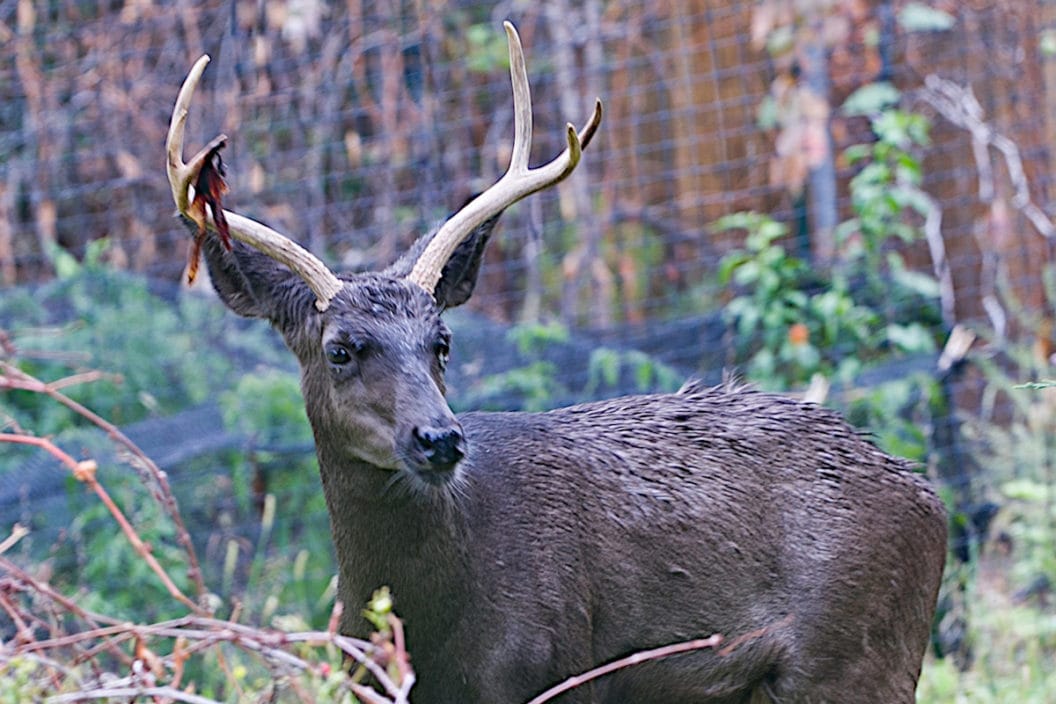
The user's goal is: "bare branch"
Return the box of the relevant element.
[0,361,208,602]
[918,76,1056,239]
[0,433,200,613]
[47,686,222,704]
[0,523,29,555]
[525,634,724,704]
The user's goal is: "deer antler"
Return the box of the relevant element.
[166,55,344,312]
[405,21,603,294]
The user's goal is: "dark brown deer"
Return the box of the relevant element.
[165,23,947,704]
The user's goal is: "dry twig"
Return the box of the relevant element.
[0,432,199,612]
[0,358,207,601]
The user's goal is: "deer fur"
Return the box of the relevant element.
[195,226,948,703]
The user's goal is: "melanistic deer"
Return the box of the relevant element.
[165,23,947,704]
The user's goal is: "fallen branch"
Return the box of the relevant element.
[0,580,411,704]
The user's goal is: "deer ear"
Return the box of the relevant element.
[431,212,501,309]
[386,199,502,310]
[201,234,317,330]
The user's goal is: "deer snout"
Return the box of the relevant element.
[412,424,467,472]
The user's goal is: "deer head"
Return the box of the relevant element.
[166,23,600,490]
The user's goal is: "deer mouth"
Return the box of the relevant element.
[408,461,461,487]
[399,423,467,487]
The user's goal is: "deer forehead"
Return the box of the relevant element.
[320,276,447,345]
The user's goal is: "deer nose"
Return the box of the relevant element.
[412,425,466,469]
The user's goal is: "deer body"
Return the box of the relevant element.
[314,386,946,704]
[168,23,947,703]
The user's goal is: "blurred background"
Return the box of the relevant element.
[2,0,1055,700]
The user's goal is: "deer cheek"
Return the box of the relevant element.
[343,407,401,470]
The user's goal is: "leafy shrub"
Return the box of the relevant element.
[0,240,282,434]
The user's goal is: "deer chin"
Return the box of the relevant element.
[403,460,463,489]
[396,442,466,491]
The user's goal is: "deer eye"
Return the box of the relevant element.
[434,341,450,371]
[325,344,353,366]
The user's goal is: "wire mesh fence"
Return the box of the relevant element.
[2,0,1056,700]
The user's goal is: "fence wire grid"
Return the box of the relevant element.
[3,0,1056,699]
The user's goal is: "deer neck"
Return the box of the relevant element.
[314,445,470,637]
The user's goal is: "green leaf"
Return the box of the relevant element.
[713,212,761,232]
[1042,29,1056,57]
[835,356,863,385]
[898,3,955,33]
[46,243,81,280]
[465,23,510,73]
[1015,379,1056,390]
[718,252,750,284]
[508,321,569,355]
[83,237,112,268]
[784,290,809,310]
[841,82,901,116]
[834,219,860,245]
[784,340,821,371]
[757,218,788,243]
[843,144,872,165]
[872,112,911,149]
[587,348,621,390]
[766,25,795,55]
[891,263,941,299]
[886,323,936,354]
[1002,478,1048,502]
[906,113,931,146]
[749,348,777,379]
[732,260,761,287]
[895,154,923,186]
[735,304,761,337]
[757,95,780,130]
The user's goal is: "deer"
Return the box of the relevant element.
[165,22,947,704]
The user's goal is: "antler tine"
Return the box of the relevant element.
[166,55,344,312]
[406,21,603,295]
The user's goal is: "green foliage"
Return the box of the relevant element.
[464,322,570,411]
[840,110,933,297]
[508,320,570,355]
[716,102,941,395]
[969,283,1056,590]
[462,320,681,412]
[1,256,335,630]
[844,373,933,463]
[0,658,54,703]
[221,369,313,448]
[715,102,944,468]
[898,3,956,33]
[586,347,682,397]
[471,360,568,412]
[0,242,278,435]
[363,586,395,633]
[841,81,901,117]
[1041,29,1056,57]
[917,265,1056,700]
[465,22,510,73]
[65,477,194,623]
[715,213,878,389]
